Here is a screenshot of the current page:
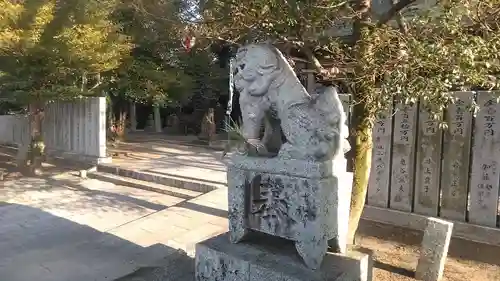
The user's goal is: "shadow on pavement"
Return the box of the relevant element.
[0,145,92,180]
[0,203,194,281]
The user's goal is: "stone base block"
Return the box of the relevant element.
[227,157,353,269]
[195,232,371,281]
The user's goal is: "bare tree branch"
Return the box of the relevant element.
[312,1,348,10]
[87,73,102,93]
[377,0,417,27]
[303,46,326,73]
[302,45,345,80]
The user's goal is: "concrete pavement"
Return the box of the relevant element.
[106,141,228,187]
[0,172,228,281]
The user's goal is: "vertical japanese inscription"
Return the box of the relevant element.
[469,92,500,227]
[440,92,474,221]
[368,105,393,208]
[414,103,443,216]
[390,103,418,212]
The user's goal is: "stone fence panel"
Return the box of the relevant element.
[0,97,107,164]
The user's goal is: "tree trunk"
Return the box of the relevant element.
[27,100,45,175]
[347,0,374,244]
[347,100,373,244]
[129,102,137,132]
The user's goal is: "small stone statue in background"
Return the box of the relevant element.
[198,108,216,143]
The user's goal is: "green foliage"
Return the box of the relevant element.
[0,0,132,105]
[108,48,193,106]
[0,0,231,109]
[179,48,228,106]
[199,0,500,118]
[109,2,228,108]
[369,0,500,115]
[200,0,347,43]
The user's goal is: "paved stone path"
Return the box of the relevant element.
[108,141,227,186]
[0,172,228,281]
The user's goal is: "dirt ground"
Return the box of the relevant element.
[357,220,500,281]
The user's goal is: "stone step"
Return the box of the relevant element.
[0,144,18,154]
[89,172,203,200]
[97,164,222,193]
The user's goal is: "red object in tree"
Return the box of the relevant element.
[183,34,195,52]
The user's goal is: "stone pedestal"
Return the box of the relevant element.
[195,233,371,281]
[226,156,352,269]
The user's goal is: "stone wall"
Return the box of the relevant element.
[338,91,500,230]
[0,97,107,164]
[0,115,30,146]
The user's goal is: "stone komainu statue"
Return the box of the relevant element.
[233,43,350,162]
[221,43,352,270]
[195,44,364,281]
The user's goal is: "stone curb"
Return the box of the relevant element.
[88,172,200,200]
